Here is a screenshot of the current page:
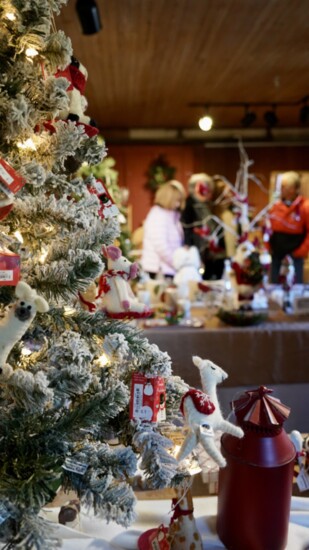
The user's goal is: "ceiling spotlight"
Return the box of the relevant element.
[76,0,102,35]
[241,105,257,127]
[198,114,213,132]
[264,107,278,128]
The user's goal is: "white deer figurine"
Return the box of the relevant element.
[177,356,244,468]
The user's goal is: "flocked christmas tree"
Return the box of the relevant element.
[0,2,187,548]
[79,148,132,258]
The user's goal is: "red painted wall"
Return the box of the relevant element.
[108,144,309,231]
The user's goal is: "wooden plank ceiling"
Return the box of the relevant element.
[56,0,309,140]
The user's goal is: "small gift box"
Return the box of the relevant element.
[130,373,166,423]
[0,248,20,286]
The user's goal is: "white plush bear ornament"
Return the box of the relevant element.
[97,245,150,318]
[0,281,49,378]
[173,245,202,299]
[55,56,99,138]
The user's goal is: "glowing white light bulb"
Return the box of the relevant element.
[25,47,38,58]
[39,247,48,264]
[17,138,36,150]
[198,115,213,131]
[14,230,24,243]
[63,306,76,316]
[98,354,109,367]
[6,12,16,21]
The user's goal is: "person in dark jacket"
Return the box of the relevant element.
[181,173,225,279]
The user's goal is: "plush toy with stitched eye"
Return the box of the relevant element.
[97,245,151,318]
[0,281,49,378]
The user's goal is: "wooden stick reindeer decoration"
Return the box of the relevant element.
[177,356,244,468]
[0,281,49,379]
[213,140,276,239]
[181,141,275,257]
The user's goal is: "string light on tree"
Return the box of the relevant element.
[5,12,16,21]
[39,247,48,264]
[25,47,39,58]
[14,230,24,243]
[17,137,36,150]
[97,353,109,367]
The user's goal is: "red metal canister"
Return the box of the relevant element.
[217,386,296,550]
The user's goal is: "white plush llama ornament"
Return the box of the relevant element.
[177,356,244,468]
[97,245,149,317]
[0,281,49,378]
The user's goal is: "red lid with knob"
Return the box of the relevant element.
[232,386,291,429]
[221,387,296,467]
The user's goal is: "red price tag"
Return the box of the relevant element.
[0,158,26,196]
[130,373,166,423]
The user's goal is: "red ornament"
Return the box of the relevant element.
[193,226,210,237]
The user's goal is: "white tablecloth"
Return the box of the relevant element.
[39,496,309,550]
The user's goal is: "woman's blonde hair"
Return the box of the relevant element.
[154,180,186,210]
[281,171,301,191]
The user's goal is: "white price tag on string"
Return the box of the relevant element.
[63,458,88,475]
[296,467,309,492]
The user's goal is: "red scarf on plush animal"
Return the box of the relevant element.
[97,270,130,297]
[180,389,215,415]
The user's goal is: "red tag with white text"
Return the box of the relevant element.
[0,248,20,286]
[130,373,166,423]
[0,158,26,196]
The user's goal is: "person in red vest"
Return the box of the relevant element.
[269,171,309,283]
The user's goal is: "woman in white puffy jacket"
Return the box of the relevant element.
[141,180,185,279]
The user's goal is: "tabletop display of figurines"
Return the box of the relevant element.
[77,238,307,328]
[216,239,270,326]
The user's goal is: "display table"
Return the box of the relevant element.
[145,313,309,388]
[38,496,309,549]
[144,310,309,432]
